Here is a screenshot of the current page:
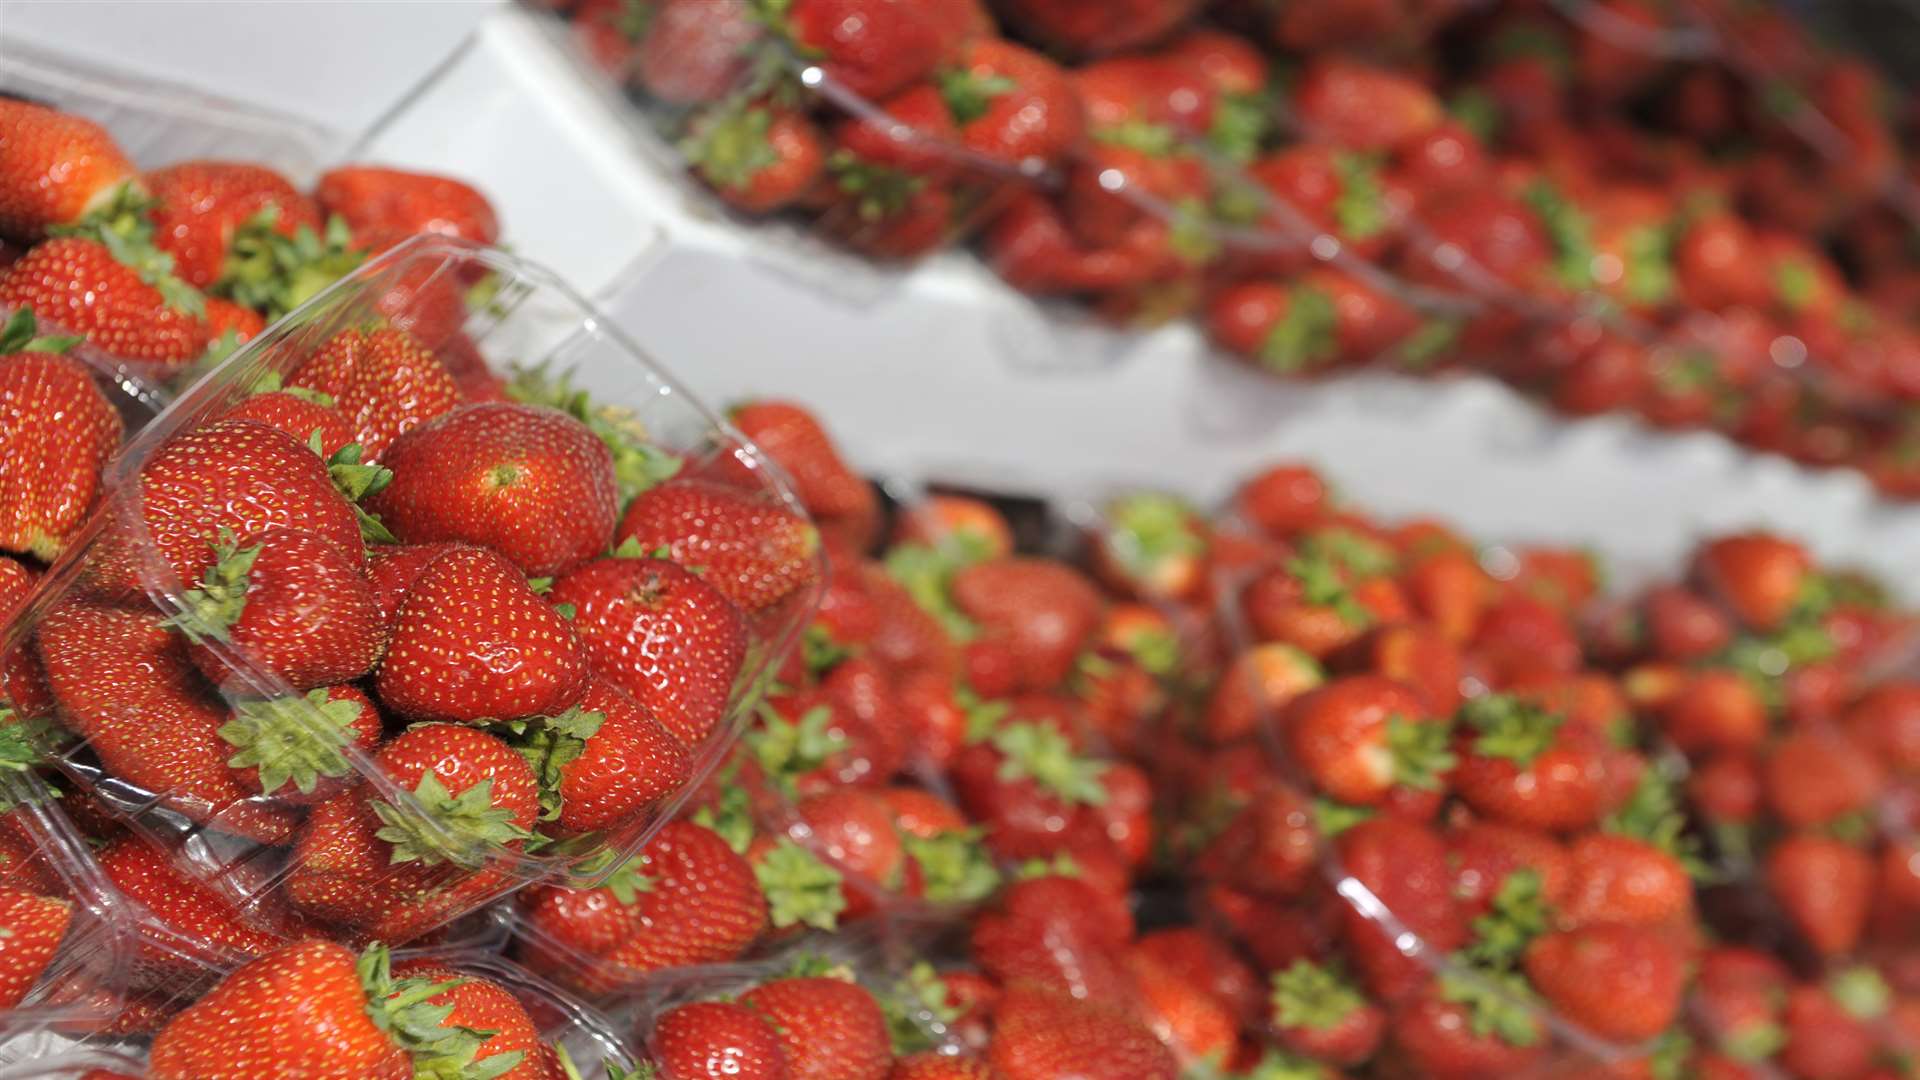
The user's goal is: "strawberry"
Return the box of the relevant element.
[144,161,322,290]
[0,236,207,368]
[949,719,1120,865]
[1845,682,1920,773]
[1000,0,1200,54]
[547,555,747,745]
[615,478,821,613]
[970,871,1132,1002]
[1659,669,1767,755]
[315,166,499,248]
[1780,971,1887,1080]
[1641,584,1735,662]
[286,327,462,460]
[223,388,357,459]
[1088,493,1208,603]
[1134,926,1261,1024]
[520,819,766,993]
[891,1055,992,1079]
[727,399,877,533]
[1389,972,1547,1079]
[1270,959,1386,1066]
[286,722,538,940]
[1691,533,1815,632]
[367,541,464,626]
[167,527,384,692]
[688,104,828,215]
[1451,693,1618,832]
[375,545,590,723]
[786,0,947,101]
[0,310,122,559]
[1524,922,1685,1043]
[37,599,295,842]
[1286,674,1452,806]
[390,960,543,1080]
[0,884,70,1008]
[988,980,1179,1080]
[146,941,486,1080]
[1294,58,1442,152]
[0,100,136,241]
[95,835,288,974]
[793,787,906,915]
[112,416,362,594]
[1763,729,1884,829]
[949,557,1100,691]
[1448,821,1570,920]
[1335,818,1466,1000]
[940,39,1085,169]
[1249,146,1397,262]
[631,0,765,106]
[651,999,791,1079]
[893,495,1013,562]
[831,82,964,183]
[738,974,893,1080]
[523,675,689,836]
[369,402,618,577]
[219,684,383,804]
[1124,946,1238,1065]
[1766,832,1872,958]
[1559,833,1691,929]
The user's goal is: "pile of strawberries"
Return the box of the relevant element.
[542,0,1920,498]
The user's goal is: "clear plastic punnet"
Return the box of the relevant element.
[0,1046,147,1078]
[2,235,822,947]
[0,771,133,1045]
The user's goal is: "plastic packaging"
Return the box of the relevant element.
[0,1047,147,1078]
[0,771,132,1044]
[3,235,820,946]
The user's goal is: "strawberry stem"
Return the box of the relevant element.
[218,689,364,796]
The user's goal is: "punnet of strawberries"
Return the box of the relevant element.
[530,0,1920,500]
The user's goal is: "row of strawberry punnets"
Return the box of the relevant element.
[529,0,1920,502]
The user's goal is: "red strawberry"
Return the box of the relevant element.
[1270,959,1386,1066]
[688,104,828,215]
[786,0,947,101]
[1692,533,1815,632]
[169,527,384,691]
[949,720,1120,866]
[1766,832,1872,958]
[1001,0,1201,55]
[1389,972,1547,1079]
[793,787,906,914]
[615,478,821,613]
[285,722,538,940]
[0,236,207,368]
[547,555,747,745]
[1286,675,1451,806]
[286,327,462,460]
[0,884,70,1008]
[1524,922,1686,1043]
[1660,669,1767,755]
[37,599,295,842]
[0,315,123,559]
[1763,729,1884,829]
[315,166,499,248]
[941,39,1085,169]
[738,975,892,1080]
[1451,693,1619,831]
[1448,821,1570,917]
[970,872,1133,1003]
[893,495,1014,562]
[1846,682,1920,773]
[520,819,766,993]
[145,161,322,290]
[366,541,463,627]
[948,557,1100,691]
[1125,945,1238,1065]
[114,416,362,593]
[631,0,765,106]
[1249,146,1397,262]
[650,999,790,1080]
[1335,818,1465,1000]
[988,980,1179,1080]
[0,100,136,241]
[369,402,618,577]
[727,400,877,531]
[95,835,287,975]
[390,961,543,1080]
[219,684,383,804]
[831,82,964,182]
[1293,58,1442,151]
[1780,971,1887,1080]
[1559,833,1691,929]
[146,941,481,1080]
[527,675,690,836]
[891,1054,992,1079]
[375,545,590,723]
[223,389,357,459]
